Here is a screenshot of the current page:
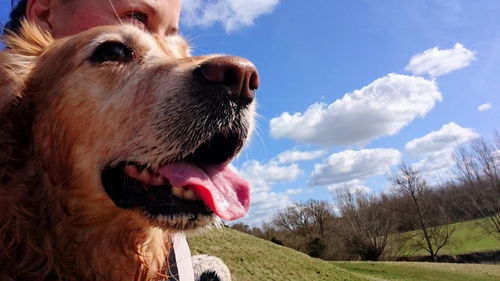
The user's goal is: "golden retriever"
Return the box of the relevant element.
[0,21,257,281]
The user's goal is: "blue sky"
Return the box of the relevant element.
[1,1,499,225]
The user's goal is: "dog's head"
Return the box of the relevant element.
[0,22,257,232]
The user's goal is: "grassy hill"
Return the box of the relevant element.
[401,218,500,256]
[189,227,500,281]
[189,227,366,281]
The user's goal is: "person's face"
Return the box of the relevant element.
[28,0,181,37]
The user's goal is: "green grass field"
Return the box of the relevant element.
[189,227,366,281]
[189,227,500,281]
[401,218,500,256]
[334,262,500,281]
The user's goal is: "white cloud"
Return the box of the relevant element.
[405,122,478,157]
[238,160,302,193]
[285,188,306,195]
[235,159,302,225]
[405,123,478,181]
[411,150,455,180]
[274,149,327,164]
[309,149,402,186]
[238,191,292,226]
[233,148,328,224]
[270,74,442,146]
[478,103,492,112]
[494,150,500,167]
[181,0,279,32]
[327,179,370,194]
[405,43,476,77]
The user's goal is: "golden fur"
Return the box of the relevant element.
[0,22,254,281]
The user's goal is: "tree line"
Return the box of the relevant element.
[232,134,500,261]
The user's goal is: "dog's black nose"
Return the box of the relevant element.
[198,56,259,106]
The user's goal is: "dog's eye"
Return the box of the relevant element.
[90,42,134,63]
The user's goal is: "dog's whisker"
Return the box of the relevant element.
[107,0,123,25]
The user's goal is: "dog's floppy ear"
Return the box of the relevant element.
[4,20,53,56]
[0,20,53,114]
[0,21,53,182]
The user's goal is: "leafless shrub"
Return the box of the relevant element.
[335,191,395,261]
[453,134,500,240]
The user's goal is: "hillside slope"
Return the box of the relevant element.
[189,227,500,281]
[189,227,367,281]
[401,218,500,256]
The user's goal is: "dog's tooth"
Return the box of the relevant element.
[138,169,151,183]
[184,189,198,201]
[124,165,139,178]
[172,186,183,198]
[150,175,165,186]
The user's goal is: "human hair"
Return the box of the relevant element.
[3,0,28,35]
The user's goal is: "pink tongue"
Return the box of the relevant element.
[158,163,250,221]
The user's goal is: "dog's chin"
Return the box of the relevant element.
[100,131,245,231]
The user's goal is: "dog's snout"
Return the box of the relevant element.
[198,56,259,106]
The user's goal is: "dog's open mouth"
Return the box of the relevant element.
[101,132,250,222]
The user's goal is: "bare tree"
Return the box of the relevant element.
[270,200,336,257]
[272,204,315,240]
[272,200,335,239]
[231,222,251,233]
[388,163,455,261]
[301,199,334,241]
[453,135,500,240]
[260,222,279,240]
[335,191,395,261]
